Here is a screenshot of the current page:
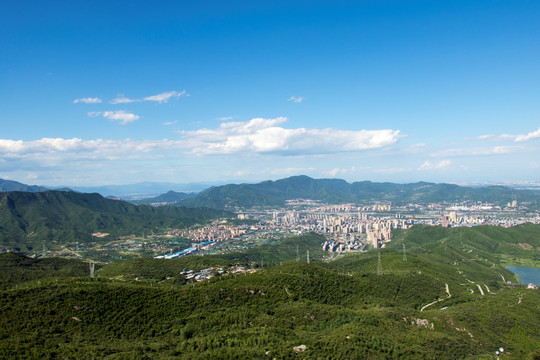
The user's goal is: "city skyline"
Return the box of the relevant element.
[1,1,539,186]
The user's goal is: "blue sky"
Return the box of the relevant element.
[1,0,539,186]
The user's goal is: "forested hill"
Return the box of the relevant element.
[178,175,540,209]
[1,229,539,359]
[0,190,231,252]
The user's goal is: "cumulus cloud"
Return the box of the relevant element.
[89,110,140,125]
[478,126,540,142]
[288,96,304,103]
[0,138,185,159]
[181,117,402,155]
[418,160,451,170]
[73,97,102,104]
[515,127,540,142]
[0,119,402,182]
[144,90,188,103]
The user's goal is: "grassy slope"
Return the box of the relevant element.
[1,227,539,359]
[0,252,92,289]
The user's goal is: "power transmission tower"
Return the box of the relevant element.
[89,261,95,278]
[307,249,310,264]
[402,244,407,262]
[377,251,382,276]
[296,244,299,262]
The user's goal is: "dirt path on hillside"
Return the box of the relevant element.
[420,283,451,312]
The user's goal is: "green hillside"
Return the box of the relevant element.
[217,232,326,264]
[96,232,325,281]
[1,259,538,359]
[1,227,539,359]
[179,175,540,209]
[390,223,540,269]
[0,190,232,252]
[0,252,92,289]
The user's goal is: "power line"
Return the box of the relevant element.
[403,244,407,262]
[377,251,382,276]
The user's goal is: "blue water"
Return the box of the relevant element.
[506,266,540,286]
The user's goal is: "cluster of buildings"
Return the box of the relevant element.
[168,225,246,242]
[153,198,539,259]
[270,208,414,249]
[322,237,366,253]
[182,265,259,283]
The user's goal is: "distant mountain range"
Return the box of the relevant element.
[0,178,50,192]
[0,190,231,252]
[176,175,540,209]
[2,176,540,210]
[70,181,221,199]
[131,190,196,205]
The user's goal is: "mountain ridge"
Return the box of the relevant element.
[0,190,232,253]
[178,175,540,209]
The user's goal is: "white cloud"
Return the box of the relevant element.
[217,116,233,121]
[73,97,102,104]
[328,168,340,177]
[418,161,432,170]
[418,160,451,170]
[430,146,521,157]
[110,96,136,104]
[0,119,402,184]
[478,126,540,142]
[288,96,304,103]
[181,117,402,155]
[436,160,452,169]
[0,138,185,159]
[163,120,178,126]
[515,127,540,142]
[326,167,357,177]
[144,90,188,103]
[477,134,518,141]
[89,110,140,125]
[107,91,188,104]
